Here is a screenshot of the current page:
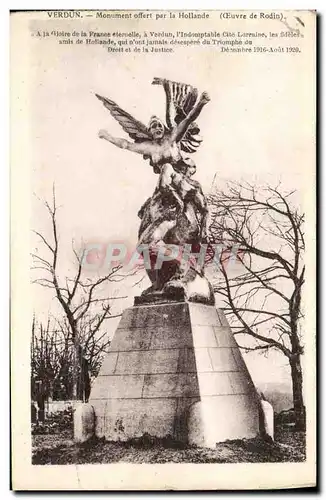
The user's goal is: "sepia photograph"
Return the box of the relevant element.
[10,8,316,490]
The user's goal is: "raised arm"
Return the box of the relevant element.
[163,80,174,129]
[98,129,154,156]
[152,77,173,130]
[171,92,210,143]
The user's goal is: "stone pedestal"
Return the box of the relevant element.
[89,302,260,447]
[73,402,94,443]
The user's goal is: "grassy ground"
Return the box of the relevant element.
[32,424,305,465]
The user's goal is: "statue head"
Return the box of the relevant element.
[148,116,165,140]
[176,157,197,177]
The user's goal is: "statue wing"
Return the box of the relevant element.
[95,94,152,142]
[152,77,203,153]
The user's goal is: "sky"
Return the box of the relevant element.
[22,11,316,393]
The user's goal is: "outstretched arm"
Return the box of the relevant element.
[171,92,210,143]
[99,129,154,156]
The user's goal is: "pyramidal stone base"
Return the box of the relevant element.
[89,302,260,447]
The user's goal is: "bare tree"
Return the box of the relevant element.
[31,314,115,402]
[208,181,305,430]
[32,187,127,400]
[31,316,61,411]
[55,314,114,379]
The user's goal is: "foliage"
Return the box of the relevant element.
[32,407,73,435]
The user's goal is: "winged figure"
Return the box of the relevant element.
[96,77,210,173]
[96,78,214,304]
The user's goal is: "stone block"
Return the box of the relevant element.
[189,304,221,326]
[260,399,274,440]
[90,400,107,439]
[177,348,197,373]
[187,401,206,447]
[216,309,230,326]
[150,325,193,349]
[73,402,95,443]
[91,374,145,400]
[188,394,259,446]
[197,372,234,396]
[191,325,218,348]
[174,397,201,442]
[91,399,107,415]
[194,348,213,372]
[231,347,252,376]
[103,398,177,441]
[229,371,255,394]
[213,326,238,347]
[110,328,153,352]
[142,373,199,398]
[95,415,106,439]
[208,347,238,372]
[118,303,189,329]
[115,349,179,375]
[142,373,178,398]
[98,352,118,376]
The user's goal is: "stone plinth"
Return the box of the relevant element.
[89,302,260,447]
[73,402,94,443]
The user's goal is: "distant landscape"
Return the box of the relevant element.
[257,382,293,413]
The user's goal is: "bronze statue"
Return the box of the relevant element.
[96,78,214,305]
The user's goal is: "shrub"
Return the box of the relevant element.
[32,407,73,435]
